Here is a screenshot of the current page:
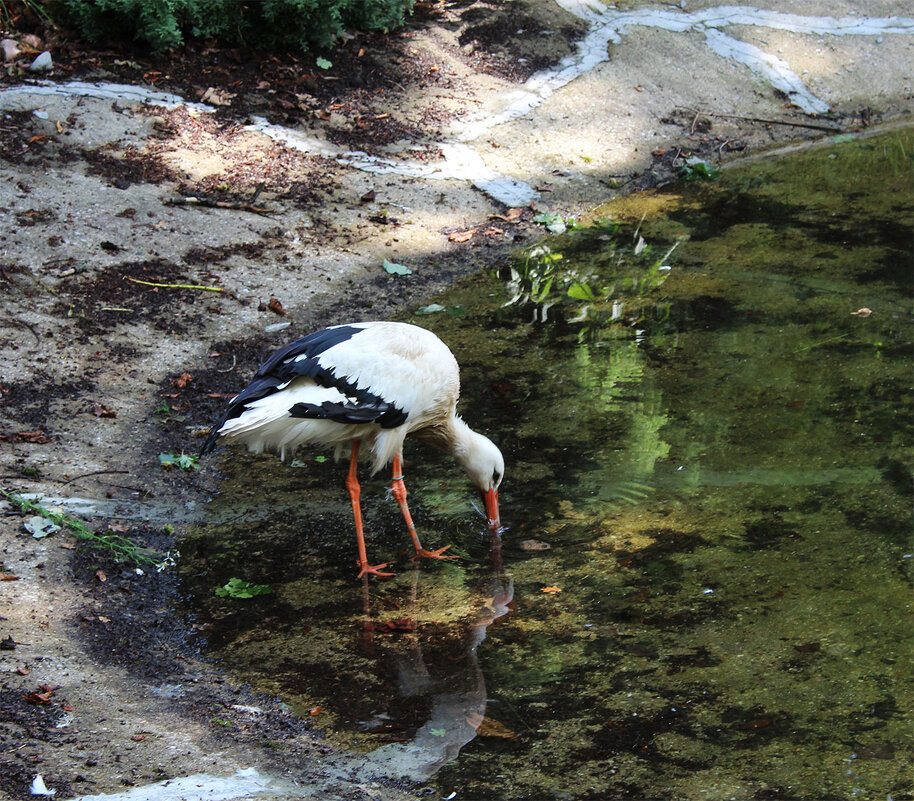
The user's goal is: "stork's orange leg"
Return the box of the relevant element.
[347,440,394,578]
[391,453,455,562]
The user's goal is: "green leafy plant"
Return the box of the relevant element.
[679,157,720,181]
[1,488,160,565]
[1,1,52,29]
[382,259,411,276]
[56,0,415,54]
[215,577,272,599]
[158,451,200,470]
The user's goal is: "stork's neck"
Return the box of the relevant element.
[442,414,504,493]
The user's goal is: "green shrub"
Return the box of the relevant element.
[55,0,414,53]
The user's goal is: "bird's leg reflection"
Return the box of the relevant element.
[390,453,456,562]
[355,537,514,779]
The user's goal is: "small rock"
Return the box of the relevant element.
[520,539,551,551]
[20,33,43,50]
[0,38,19,63]
[29,51,52,73]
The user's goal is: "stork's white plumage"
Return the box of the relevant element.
[203,321,504,578]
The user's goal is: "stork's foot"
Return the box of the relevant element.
[411,545,457,561]
[357,561,395,578]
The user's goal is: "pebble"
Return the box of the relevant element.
[29,51,52,72]
[0,38,19,62]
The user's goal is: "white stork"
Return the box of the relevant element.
[202,321,504,578]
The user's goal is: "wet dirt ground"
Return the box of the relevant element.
[0,1,912,798]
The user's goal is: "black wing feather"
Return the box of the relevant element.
[201,324,407,454]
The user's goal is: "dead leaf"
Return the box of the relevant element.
[92,402,117,418]
[95,569,107,583]
[448,229,475,243]
[541,585,562,594]
[851,307,872,316]
[309,706,323,716]
[201,87,236,106]
[360,189,376,203]
[0,573,20,581]
[132,733,147,742]
[171,371,193,389]
[17,667,30,675]
[24,685,56,704]
[268,297,286,316]
[374,618,417,633]
[467,713,518,740]
[489,208,522,222]
[1,430,53,444]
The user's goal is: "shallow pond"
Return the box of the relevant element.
[182,128,913,800]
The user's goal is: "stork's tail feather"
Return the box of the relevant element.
[200,419,226,456]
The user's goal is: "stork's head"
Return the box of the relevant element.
[454,427,503,531]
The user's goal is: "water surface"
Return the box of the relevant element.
[183,129,913,800]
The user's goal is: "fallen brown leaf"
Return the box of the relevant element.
[467,713,518,740]
[540,585,562,594]
[490,208,522,222]
[95,569,107,583]
[374,618,417,633]
[268,297,286,316]
[24,685,56,705]
[448,229,475,243]
[171,371,193,389]
[0,573,20,581]
[1,430,53,444]
[92,402,117,418]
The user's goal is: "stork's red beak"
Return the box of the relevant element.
[483,487,500,531]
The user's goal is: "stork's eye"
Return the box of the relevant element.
[493,470,502,485]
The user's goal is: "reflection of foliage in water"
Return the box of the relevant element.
[504,218,679,341]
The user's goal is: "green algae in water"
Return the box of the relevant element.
[185,129,912,800]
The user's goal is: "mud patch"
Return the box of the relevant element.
[457,3,588,81]
[0,688,76,800]
[0,374,95,434]
[54,259,219,336]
